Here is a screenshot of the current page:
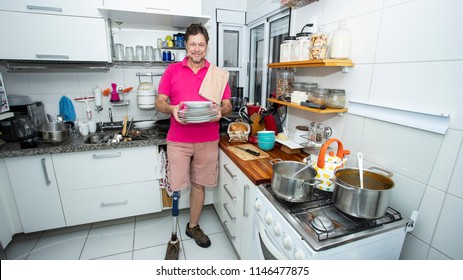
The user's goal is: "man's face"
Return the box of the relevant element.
[186,34,208,63]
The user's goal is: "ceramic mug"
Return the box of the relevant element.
[78,123,89,136]
[162,50,175,62]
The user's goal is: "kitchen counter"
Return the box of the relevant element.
[0,129,167,158]
[219,135,308,185]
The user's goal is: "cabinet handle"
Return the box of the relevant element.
[243,184,250,217]
[41,158,51,185]
[223,221,236,241]
[223,203,236,222]
[144,7,171,12]
[35,54,69,60]
[100,199,128,207]
[26,5,63,12]
[92,152,121,159]
[223,184,237,202]
[223,164,237,180]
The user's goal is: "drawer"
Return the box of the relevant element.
[53,147,157,191]
[60,180,161,226]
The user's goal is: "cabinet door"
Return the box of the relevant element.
[0,11,110,62]
[239,176,257,260]
[0,0,103,17]
[5,155,66,233]
[103,0,202,15]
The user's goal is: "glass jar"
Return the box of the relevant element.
[326,89,347,109]
[276,68,294,98]
[279,36,296,62]
[309,25,329,60]
[330,21,351,59]
[291,32,312,61]
[309,88,329,105]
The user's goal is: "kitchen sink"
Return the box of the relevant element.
[84,133,111,144]
[100,121,123,131]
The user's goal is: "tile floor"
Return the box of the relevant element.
[4,205,238,260]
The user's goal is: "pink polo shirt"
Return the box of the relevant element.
[158,57,231,143]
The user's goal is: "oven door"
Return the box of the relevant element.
[252,212,287,260]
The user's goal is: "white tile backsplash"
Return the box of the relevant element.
[447,141,463,199]
[431,195,463,259]
[322,0,384,24]
[400,234,428,260]
[413,186,445,244]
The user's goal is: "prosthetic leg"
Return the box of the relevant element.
[165,191,180,260]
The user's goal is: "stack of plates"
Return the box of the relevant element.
[178,101,218,123]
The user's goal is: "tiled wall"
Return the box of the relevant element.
[290,0,463,259]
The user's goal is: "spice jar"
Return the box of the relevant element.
[309,88,329,105]
[280,36,296,62]
[326,89,346,109]
[276,68,294,98]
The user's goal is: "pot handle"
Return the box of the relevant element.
[270,158,282,166]
[303,178,323,186]
[317,138,345,169]
[368,166,394,177]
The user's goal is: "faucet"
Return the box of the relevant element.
[109,108,113,123]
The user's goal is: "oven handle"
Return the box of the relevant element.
[258,221,287,260]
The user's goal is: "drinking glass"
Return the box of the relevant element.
[125,46,134,61]
[114,43,124,61]
[135,45,144,61]
[145,46,155,61]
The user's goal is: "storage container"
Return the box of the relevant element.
[330,21,352,59]
[326,89,346,109]
[279,36,296,62]
[276,68,294,98]
[309,88,329,106]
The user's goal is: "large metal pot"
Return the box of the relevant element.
[35,122,71,143]
[270,159,322,203]
[333,167,395,219]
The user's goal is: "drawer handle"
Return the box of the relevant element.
[223,164,237,180]
[100,199,128,207]
[223,221,236,241]
[35,54,69,60]
[223,184,237,202]
[223,203,236,222]
[243,184,250,217]
[41,158,51,185]
[92,152,121,159]
[26,5,63,12]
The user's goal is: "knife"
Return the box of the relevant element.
[236,146,260,156]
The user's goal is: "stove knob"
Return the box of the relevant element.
[282,234,292,250]
[254,198,262,211]
[273,223,282,236]
[294,249,304,260]
[264,212,273,225]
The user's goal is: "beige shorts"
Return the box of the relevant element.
[166,140,219,191]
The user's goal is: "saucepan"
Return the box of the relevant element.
[270,159,322,203]
[35,122,71,143]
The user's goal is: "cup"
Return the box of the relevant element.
[162,50,175,62]
[154,48,162,61]
[125,46,134,61]
[115,43,124,61]
[145,46,155,61]
[78,123,89,136]
[87,121,97,133]
[135,45,144,61]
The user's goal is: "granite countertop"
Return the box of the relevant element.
[0,128,167,158]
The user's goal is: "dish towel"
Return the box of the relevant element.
[198,64,230,105]
[158,149,173,196]
[59,96,76,122]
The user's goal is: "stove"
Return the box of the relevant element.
[252,184,416,259]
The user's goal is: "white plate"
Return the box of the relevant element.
[179,114,217,123]
[134,121,155,129]
[183,101,212,108]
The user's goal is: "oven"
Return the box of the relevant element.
[252,184,417,260]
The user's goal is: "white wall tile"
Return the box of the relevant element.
[322,0,384,24]
[431,195,463,259]
[427,247,451,260]
[447,142,463,199]
[400,234,428,260]
[26,72,80,95]
[413,186,445,244]
[376,0,463,62]
[429,129,463,192]
[369,61,463,130]
[388,172,425,218]
[361,119,441,183]
[0,68,30,95]
[340,114,365,155]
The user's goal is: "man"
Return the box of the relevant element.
[156,23,232,259]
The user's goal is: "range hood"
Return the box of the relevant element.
[0,60,110,72]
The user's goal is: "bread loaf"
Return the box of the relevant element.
[230,123,248,133]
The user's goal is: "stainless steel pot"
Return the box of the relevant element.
[333,167,394,219]
[270,159,322,203]
[35,122,71,143]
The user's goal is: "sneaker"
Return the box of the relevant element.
[165,239,180,260]
[185,223,211,248]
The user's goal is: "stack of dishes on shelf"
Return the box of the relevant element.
[178,101,218,123]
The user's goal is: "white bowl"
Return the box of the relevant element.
[134,121,155,129]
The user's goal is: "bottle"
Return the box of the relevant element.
[94,85,102,107]
[330,21,352,59]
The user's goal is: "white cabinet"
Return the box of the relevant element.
[0,0,103,17]
[52,147,162,226]
[5,155,66,233]
[0,11,110,62]
[103,0,202,17]
[215,150,256,259]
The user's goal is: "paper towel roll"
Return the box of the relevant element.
[94,86,102,107]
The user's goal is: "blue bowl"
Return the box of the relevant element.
[257,131,276,142]
[258,140,275,151]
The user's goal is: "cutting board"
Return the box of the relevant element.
[227,144,269,161]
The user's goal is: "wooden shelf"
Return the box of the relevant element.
[268,59,353,68]
[267,98,348,114]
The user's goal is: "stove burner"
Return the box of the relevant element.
[311,216,334,232]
